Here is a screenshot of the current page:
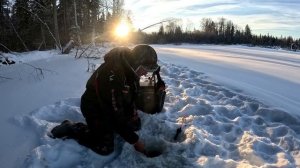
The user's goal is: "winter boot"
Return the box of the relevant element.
[50,120,75,139]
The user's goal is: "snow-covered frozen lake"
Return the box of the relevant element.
[0,44,300,167]
[154,45,300,117]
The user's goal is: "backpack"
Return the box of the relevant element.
[135,67,166,114]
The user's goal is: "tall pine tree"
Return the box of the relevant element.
[0,0,11,51]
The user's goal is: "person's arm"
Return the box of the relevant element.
[100,71,148,155]
[108,73,140,144]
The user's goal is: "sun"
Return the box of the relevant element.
[115,20,130,38]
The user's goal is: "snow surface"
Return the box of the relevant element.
[0,44,300,168]
[154,44,300,117]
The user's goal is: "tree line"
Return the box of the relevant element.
[1,0,299,52]
[0,0,126,52]
[138,18,300,51]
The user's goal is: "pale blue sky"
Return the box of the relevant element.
[124,0,300,38]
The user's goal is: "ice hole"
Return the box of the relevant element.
[143,137,167,157]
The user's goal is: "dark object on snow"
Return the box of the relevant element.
[50,120,114,155]
[1,58,15,65]
[173,127,182,141]
[50,120,88,139]
[50,120,75,139]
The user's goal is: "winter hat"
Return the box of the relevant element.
[130,44,159,71]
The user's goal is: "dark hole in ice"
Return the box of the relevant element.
[144,137,167,158]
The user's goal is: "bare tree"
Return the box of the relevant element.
[52,0,61,50]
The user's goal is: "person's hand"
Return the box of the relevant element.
[133,140,145,154]
[134,140,162,158]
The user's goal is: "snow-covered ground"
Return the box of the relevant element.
[154,44,300,117]
[0,44,300,168]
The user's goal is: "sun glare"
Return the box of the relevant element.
[115,20,130,38]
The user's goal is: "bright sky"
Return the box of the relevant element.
[124,0,300,39]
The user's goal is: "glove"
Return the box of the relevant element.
[134,140,145,153]
[134,140,162,158]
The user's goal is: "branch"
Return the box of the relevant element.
[22,62,57,79]
[37,40,45,50]
[20,6,62,51]
[140,19,176,31]
[0,53,9,65]
[0,44,19,65]
[32,0,47,10]
[76,43,93,59]
[23,63,44,79]
[0,43,13,53]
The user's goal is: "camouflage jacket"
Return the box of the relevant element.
[81,61,139,144]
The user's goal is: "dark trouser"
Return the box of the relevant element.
[51,120,114,156]
[79,95,141,154]
[79,99,115,155]
[83,117,114,155]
